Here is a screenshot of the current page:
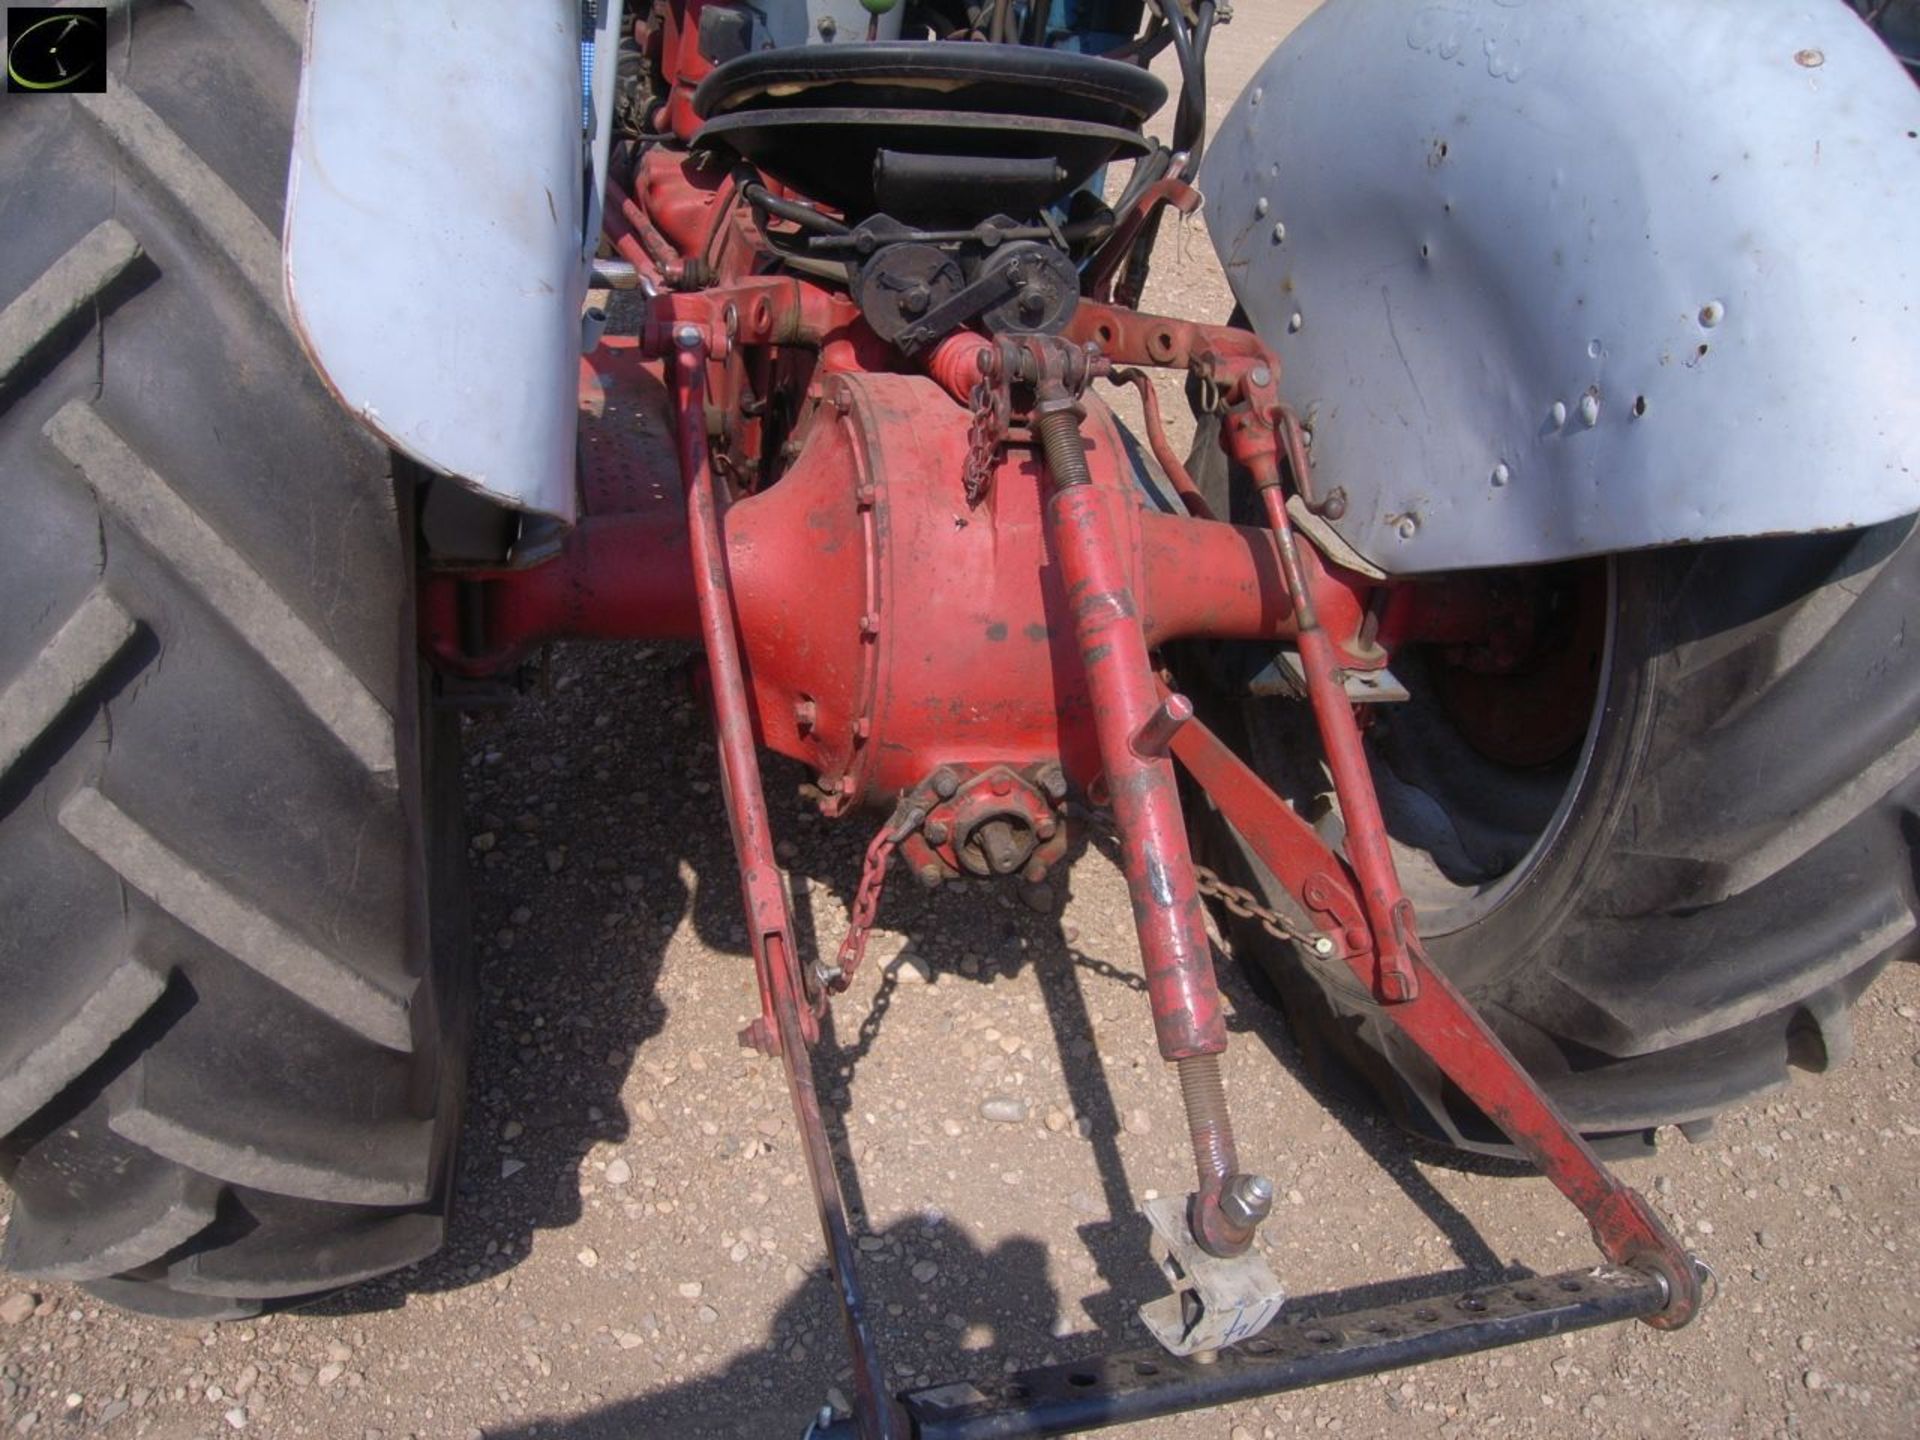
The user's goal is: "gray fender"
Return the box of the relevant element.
[284,0,624,521]
[1200,0,1920,574]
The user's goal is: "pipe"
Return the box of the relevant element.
[1109,367,1214,520]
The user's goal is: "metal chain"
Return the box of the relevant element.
[819,798,927,992]
[1080,808,1330,952]
[962,369,1011,504]
[1192,863,1324,949]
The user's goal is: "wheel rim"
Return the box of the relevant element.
[1368,559,1614,935]
[1237,559,1614,938]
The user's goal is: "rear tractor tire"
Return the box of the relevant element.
[0,3,468,1315]
[1186,415,1920,1156]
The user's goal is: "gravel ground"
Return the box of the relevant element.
[6,4,1920,1439]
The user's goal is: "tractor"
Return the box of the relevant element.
[3,1,1918,1435]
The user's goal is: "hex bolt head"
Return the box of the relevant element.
[1035,763,1068,802]
[932,769,960,799]
[1221,1174,1276,1230]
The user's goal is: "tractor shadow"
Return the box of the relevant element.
[306,636,1526,1425]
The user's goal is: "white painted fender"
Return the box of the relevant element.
[284,0,623,521]
[1202,0,1920,573]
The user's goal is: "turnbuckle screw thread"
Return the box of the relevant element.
[1035,407,1092,491]
[1177,1052,1238,1189]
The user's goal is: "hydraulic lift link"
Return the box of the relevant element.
[671,330,904,1440]
[1214,371,1706,1330]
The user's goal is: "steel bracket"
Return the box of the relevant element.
[1138,1195,1287,1357]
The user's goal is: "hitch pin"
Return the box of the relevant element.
[1131,692,1195,759]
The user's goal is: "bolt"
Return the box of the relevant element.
[1271,222,1287,244]
[1254,196,1270,218]
[932,768,960,799]
[1220,1174,1275,1230]
[1248,364,1273,388]
[737,1017,778,1055]
[1491,461,1511,487]
[1698,300,1725,328]
[859,612,880,635]
[673,324,705,351]
[1035,763,1068,801]
[1579,392,1601,427]
[1395,515,1419,540]
[1312,935,1336,957]
[1035,817,1057,841]
[902,285,930,316]
[1549,400,1568,428]
[1287,311,1304,333]
[924,820,949,845]
[916,863,945,888]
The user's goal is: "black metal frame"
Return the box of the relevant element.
[816,1266,1669,1439]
